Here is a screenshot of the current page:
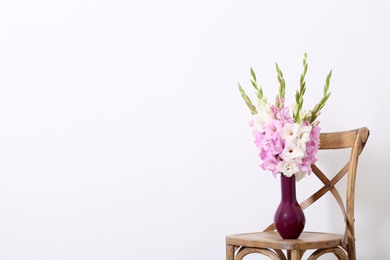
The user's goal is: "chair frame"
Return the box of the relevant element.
[226,127,370,260]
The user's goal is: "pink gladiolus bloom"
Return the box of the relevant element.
[277,107,294,124]
[311,126,321,143]
[261,155,280,176]
[263,119,284,136]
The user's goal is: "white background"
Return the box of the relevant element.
[0,0,388,259]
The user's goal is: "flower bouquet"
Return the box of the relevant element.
[238,53,332,181]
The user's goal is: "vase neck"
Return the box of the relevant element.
[280,174,297,202]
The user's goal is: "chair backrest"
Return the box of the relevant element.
[264,127,370,257]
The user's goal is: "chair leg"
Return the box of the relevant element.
[226,244,235,260]
[290,250,302,260]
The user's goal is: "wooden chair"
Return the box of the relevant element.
[226,127,370,260]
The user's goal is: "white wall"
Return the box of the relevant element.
[0,0,388,259]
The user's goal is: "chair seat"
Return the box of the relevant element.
[226,231,344,251]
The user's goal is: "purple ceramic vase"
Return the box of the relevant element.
[274,174,305,239]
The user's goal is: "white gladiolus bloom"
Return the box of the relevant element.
[281,143,305,161]
[280,123,313,179]
[283,123,312,145]
[297,124,312,143]
[282,123,297,143]
[277,160,300,177]
[253,104,272,132]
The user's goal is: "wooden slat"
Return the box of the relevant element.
[226,231,344,250]
[319,129,358,149]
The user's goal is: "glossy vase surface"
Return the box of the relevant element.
[274,174,305,239]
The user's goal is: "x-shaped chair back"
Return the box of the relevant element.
[263,127,370,258]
